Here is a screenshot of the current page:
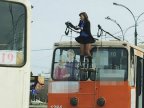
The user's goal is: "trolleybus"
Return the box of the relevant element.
[0,0,31,108]
[48,40,143,108]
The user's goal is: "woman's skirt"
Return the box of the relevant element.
[75,35,95,44]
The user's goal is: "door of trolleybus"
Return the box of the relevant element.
[0,1,31,108]
[91,47,129,108]
[48,46,143,108]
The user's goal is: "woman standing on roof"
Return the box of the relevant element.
[75,12,95,69]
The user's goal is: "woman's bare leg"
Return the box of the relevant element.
[80,44,85,55]
[80,44,85,68]
[84,43,91,56]
[84,44,92,78]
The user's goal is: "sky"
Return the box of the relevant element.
[30,0,144,76]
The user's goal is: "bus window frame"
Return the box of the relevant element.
[0,1,27,67]
[90,47,128,81]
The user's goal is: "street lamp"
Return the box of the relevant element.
[113,3,138,45]
[124,20,144,36]
[112,20,144,39]
[105,16,124,40]
[124,25,135,36]
[136,12,144,22]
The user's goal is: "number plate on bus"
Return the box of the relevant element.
[50,105,63,108]
[0,51,17,64]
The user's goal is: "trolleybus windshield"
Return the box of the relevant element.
[52,48,128,81]
[91,48,128,81]
[0,1,26,66]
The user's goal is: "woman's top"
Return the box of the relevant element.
[75,20,95,44]
[78,20,92,37]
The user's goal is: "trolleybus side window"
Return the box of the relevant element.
[91,48,128,81]
[130,48,135,86]
[136,56,143,108]
[52,48,80,81]
[0,2,26,66]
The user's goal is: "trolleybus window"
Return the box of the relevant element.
[52,48,80,81]
[91,48,128,81]
[0,2,26,66]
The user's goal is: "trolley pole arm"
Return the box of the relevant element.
[98,25,121,41]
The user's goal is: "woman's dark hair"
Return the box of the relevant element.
[79,12,89,22]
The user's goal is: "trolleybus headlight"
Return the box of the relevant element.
[97,97,105,107]
[70,97,78,106]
